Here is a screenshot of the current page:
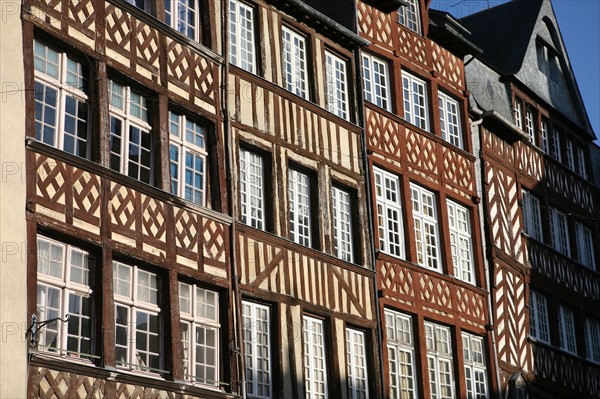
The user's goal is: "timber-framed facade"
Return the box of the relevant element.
[357,1,498,398]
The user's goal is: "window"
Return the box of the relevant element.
[586,318,600,363]
[113,262,161,372]
[529,290,550,343]
[373,167,404,258]
[229,0,256,73]
[522,190,543,242]
[289,168,312,247]
[425,322,455,399]
[513,100,523,130]
[541,119,549,154]
[565,139,575,171]
[462,333,488,399]
[402,72,429,131]
[36,236,94,359]
[34,40,90,158]
[332,186,354,262]
[551,129,562,162]
[577,146,587,179]
[362,54,390,111]
[126,0,150,11]
[303,316,328,399]
[165,0,199,40]
[243,301,271,398]
[282,26,308,99]
[325,51,349,120]
[575,222,595,270]
[240,149,266,230]
[525,107,536,145]
[549,207,570,256]
[179,282,220,385]
[558,304,577,354]
[385,310,417,399]
[346,328,369,399]
[411,184,440,271]
[109,80,153,184]
[537,43,561,84]
[169,111,207,205]
[447,200,474,284]
[397,0,421,34]
[438,92,462,148]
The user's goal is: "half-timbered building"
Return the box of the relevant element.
[462,0,600,397]
[227,0,379,398]
[356,1,497,398]
[20,0,235,396]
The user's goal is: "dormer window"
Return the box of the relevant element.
[536,42,561,84]
[398,0,421,34]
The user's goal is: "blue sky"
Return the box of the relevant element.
[430,0,600,139]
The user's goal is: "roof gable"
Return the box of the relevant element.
[461,0,595,138]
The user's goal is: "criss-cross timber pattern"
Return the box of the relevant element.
[32,152,228,273]
[529,239,600,301]
[442,146,474,194]
[237,231,373,319]
[366,107,402,159]
[545,161,596,214]
[533,344,600,395]
[357,2,394,48]
[29,367,106,399]
[378,261,487,326]
[432,43,465,91]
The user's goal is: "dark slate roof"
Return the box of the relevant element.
[428,9,482,57]
[459,0,543,75]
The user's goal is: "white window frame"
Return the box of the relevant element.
[362,53,391,111]
[529,290,550,344]
[36,236,95,359]
[240,148,266,230]
[462,333,488,399]
[425,322,455,399]
[411,184,440,272]
[402,71,429,131]
[332,186,354,263]
[229,0,256,73]
[558,304,577,355]
[346,328,369,399]
[169,111,207,206]
[385,310,417,399]
[549,207,570,256]
[577,146,588,179]
[179,282,220,386]
[126,0,150,12]
[373,167,404,259]
[289,168,312,247]
[522,190,543,242]
[109,79,153,184]
[565,139,575,171]
[575,222,595,270]
[303,316,328,399]
[325,51,349,120]
[113,261,162,373]
[34,40,90,158]
[541,119,549,154]
[551,129,562,162]
[438,91,462,148]
[447,200,474,285]
[525,107,536,145]
[586,318,600,364]
[514,100,523,130]
[165,0,199,40]
[397,0,421,34]
[243,301,272,399]
[282,26,308,99]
